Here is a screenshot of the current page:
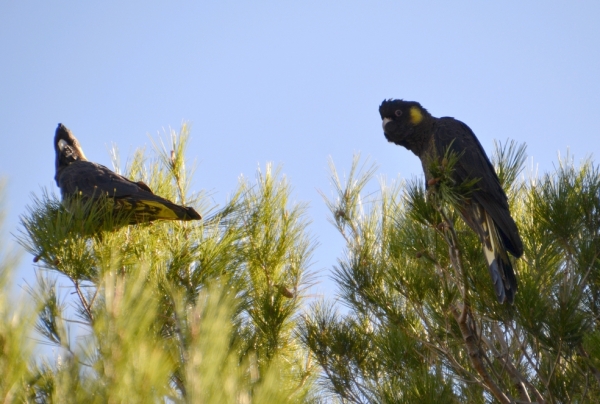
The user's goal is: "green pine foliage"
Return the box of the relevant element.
[3,126,600,403]
[0,180,37,403]
[9,125,319,403]
[300,143,600,403]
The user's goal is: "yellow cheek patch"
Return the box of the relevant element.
[409,106,423,125]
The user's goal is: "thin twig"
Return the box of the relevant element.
[72,278,94,322]
[438,206,511,403]
[450,305,512,404]
[481,331,539,403]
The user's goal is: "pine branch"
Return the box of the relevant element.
[449,304,512,403]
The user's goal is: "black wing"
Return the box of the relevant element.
[433,117,523,257]
[57,161,147,199]
[56,161,201,221]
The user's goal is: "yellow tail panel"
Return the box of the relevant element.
[117,199,180,220]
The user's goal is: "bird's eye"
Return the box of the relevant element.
[395,110,403,117]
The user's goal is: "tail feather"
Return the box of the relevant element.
[483,213,517,304]
[116,198,202,223]
[174,204,202,220]
[461,202,518,304]
[485,253,517,304]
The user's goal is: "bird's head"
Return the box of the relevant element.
[55,123,87,170]
[379,99,431,146]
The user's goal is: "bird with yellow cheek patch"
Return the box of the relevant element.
[379,99,523,304]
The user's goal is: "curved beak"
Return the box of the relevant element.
[382,117,393,132]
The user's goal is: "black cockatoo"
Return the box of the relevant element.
[379,99,523,304]
[54,123,201,224]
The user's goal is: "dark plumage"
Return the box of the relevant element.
[54,123,201,225]
[379,99,523,304]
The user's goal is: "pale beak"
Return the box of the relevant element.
[58,139,68,151]
[382,117,392,131]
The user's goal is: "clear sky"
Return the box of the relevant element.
[1,1,599,300]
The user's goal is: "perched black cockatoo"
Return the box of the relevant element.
[54,123,201,224]
[379,99,523,304]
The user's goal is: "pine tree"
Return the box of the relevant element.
[0,180,38,403]
[4,127,600,403]
[10,125,320,403]
[300,143,600,403]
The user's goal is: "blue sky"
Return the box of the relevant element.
[1,1,599,300]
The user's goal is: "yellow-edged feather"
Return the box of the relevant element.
[119,199,179,220]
